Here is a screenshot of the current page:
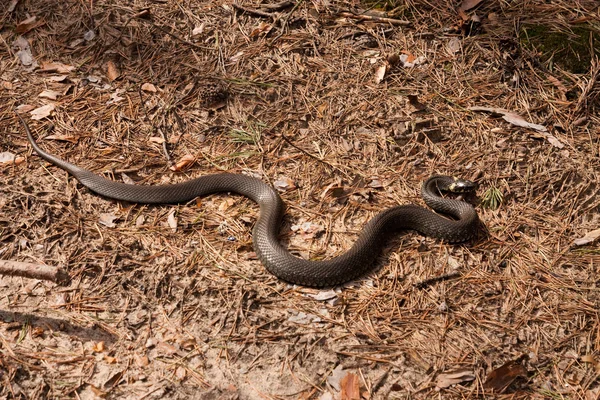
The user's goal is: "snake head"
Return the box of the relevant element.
[446,177,477,193]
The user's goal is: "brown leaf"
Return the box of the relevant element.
[134,355,149,367]
[407,94,426,111]
[106,61,120,81]
[93,341,105,353]
[374,63,387,84]
[250,21,272,37]
[459,0,483,12]
[436,370,476,389]
[39,61,75,73]
[483,359,527,393]
[141,82,157,92]
[274,176,296,192]
[30,104,55,120]
[340,373,360,400]
[156,341,178,356]
[38,89,61,100]
[15,16,46,34]
[44,134,78,143]
[170,154,195,171]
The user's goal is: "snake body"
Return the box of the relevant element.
[18,116,478,287]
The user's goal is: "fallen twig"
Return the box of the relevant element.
[414,272,460,289]
[0,260,70,285]
[232,3,276,19]
[337,11,411,26]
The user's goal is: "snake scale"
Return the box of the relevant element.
[17,115,479,287]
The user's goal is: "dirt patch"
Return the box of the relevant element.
[1,0,600,398]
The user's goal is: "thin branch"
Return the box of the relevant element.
[0,260,70,285]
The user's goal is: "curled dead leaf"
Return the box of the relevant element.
[98,213,118,228]
[167,210,177,233]
[436,370,476,389]
[38,89,61,100]
[274,176,296,192]
[141,82,157,93]
[39,61,75,73]
[170,154,195,171]
[340,373,360,400]
[573,228,600,246]
[469,106,547,132]
[459,0,483,12]
[374,63,387,84]
[15,16,46,34]
[483,359,527,393]
[106,61,120,81]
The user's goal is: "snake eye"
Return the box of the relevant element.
[448,179,477,193]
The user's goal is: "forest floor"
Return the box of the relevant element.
[1,0,600,399]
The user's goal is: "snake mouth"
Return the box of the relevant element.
[446,178,477,193]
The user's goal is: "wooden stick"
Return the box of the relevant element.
[0,260,70,285]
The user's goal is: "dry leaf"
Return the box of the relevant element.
[0,152,25,166]
[167,210,177,233]
[436,370,476,389]
[468,106,563,148]
[483,360,527,393]
[149,136,166,144]
[326,365,346,391]
[250,21,272,37]
[274,176,296,192]
[401,51,416,64]
[107,90,125,105]
[374,63,387,84]
[340,373,360,400]
[141,82,157,92]
[170,154,195,171]
[121,173,135,185]
[44,134,78,143]
[469,106,547,132]
[156,341,178,356]
[175,366,186,381]
[447,37,462,54]
[8,0,18,12]
[40,61,75,73]
[135,355,149,367]
[38,89,61,100]
[459,0,483,11]
[582,355,596,363]
[12,36,37,68]
[407,94,426,111]
[98,213,118,228]
[399,53,426,67]
[15,16,46,34]
[573,228,600,246]
[306,289,338,302]
[106,61,120,81]
[93,341,105,353]
[30,104,55,120]
[192,24,205,36]
[48,75,69,82]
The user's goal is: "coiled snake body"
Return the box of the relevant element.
[18,116,479,287]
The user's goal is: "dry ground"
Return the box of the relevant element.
[1,0,600,399]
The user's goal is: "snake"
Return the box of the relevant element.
[17,115,479,287]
